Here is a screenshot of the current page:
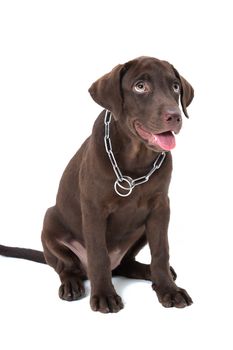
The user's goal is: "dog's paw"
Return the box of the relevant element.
[90,293,124,313]
[153,284,193,308]
[59,279,85,301]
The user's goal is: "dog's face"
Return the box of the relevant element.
[89,56,194,152]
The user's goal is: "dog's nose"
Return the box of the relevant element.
[164,111,182,124]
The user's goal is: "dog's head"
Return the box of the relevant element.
[89,56,194,152]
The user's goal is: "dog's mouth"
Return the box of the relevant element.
[134,122,176,151]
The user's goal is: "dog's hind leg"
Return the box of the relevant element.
[42,207,86,301]
[112,234,177,281]
[113,234,150,280]
[43,239,86,301]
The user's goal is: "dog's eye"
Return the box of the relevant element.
[134,81,149,93]
[173,82,180,93]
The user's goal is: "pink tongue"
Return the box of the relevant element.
[135,124,176,151]
[152,132,176,151]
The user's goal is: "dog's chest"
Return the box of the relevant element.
[106,196,152,235]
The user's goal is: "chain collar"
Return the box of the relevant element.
[104,110,166,197]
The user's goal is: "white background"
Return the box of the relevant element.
[0,0,232,349]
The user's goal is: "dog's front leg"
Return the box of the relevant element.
[81,200,124,313]
[146,195,193,308]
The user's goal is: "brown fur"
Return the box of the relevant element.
[0,56,194,313]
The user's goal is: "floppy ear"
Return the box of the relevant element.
[172,66,194,118]
[88,64,127,119]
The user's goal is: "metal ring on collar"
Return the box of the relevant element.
[114,177,133,197]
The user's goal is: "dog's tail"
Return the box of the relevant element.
[0,244,46,264]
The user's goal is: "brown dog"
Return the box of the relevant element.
[0,56,194,313]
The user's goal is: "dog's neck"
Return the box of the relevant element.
[111,118,160,176]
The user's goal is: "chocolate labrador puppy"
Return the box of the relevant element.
[0,56,194,313]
